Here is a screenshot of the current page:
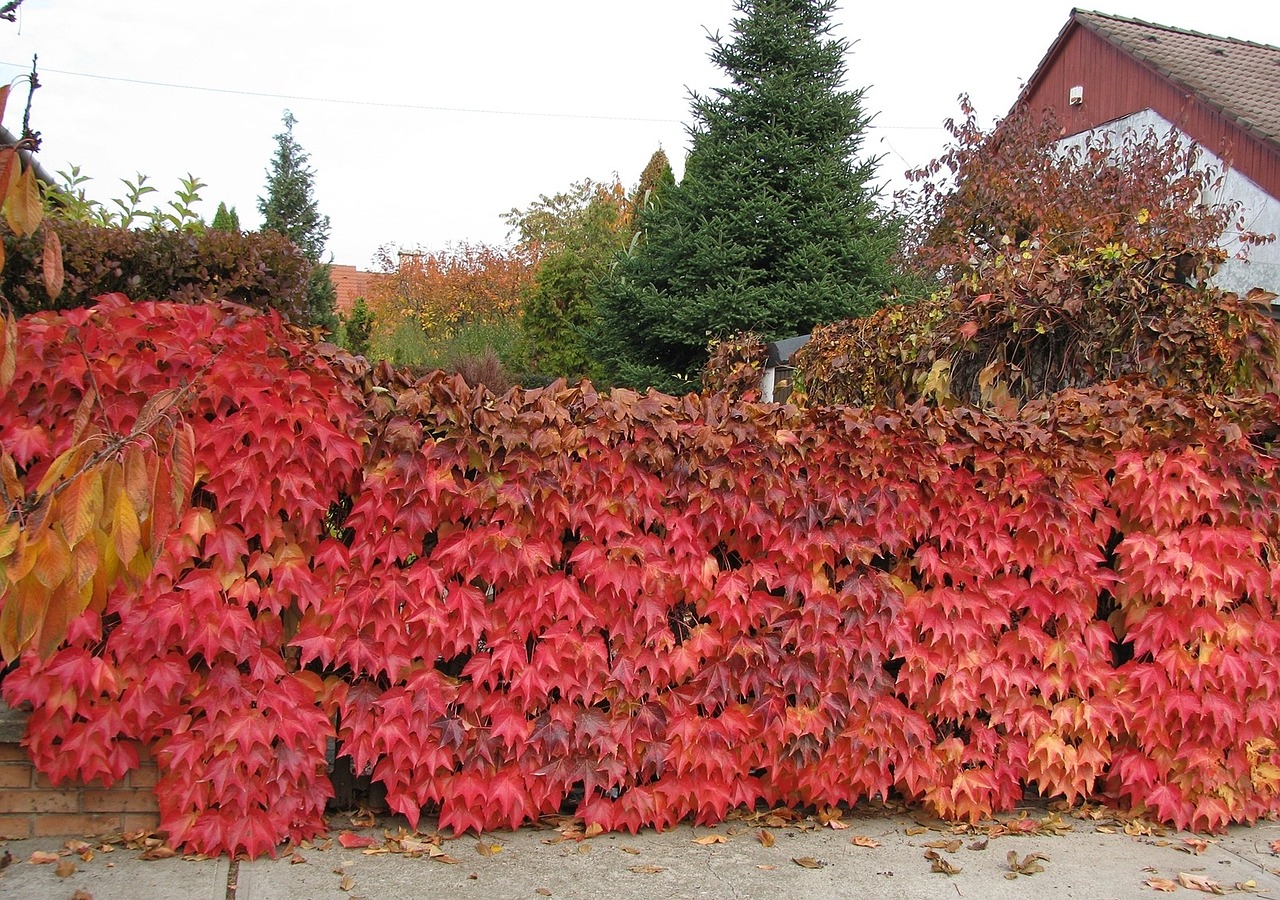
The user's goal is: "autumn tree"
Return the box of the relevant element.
[797,100,1279,408]
[595,0,902,392]
[505,177,633,379]
[364,242,534,369]
[258,110,337,333]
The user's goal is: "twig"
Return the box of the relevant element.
[0,0,26,23]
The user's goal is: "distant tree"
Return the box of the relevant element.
[595,0,903,392]
[210,201,240,233]
[507,178,632,379]
[342,296,373,357]
[258,110,336,332]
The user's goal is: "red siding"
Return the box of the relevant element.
[1021,26,1280,200]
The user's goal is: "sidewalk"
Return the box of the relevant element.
[3,804,1280,900]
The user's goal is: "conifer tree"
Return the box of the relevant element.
[258,111,337,332]
[596,0,901,391]
[210,201,240,233]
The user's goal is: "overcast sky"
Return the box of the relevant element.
[1,2,1276,268]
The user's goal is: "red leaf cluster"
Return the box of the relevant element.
[4,298,1280,854]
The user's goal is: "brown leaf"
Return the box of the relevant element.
[757,829,775,848]
[71,891,93,900]
[1007,850,1047,876]
[289,852,306,865]
[924,839,962,853]
[850,835,881,848]
[42,227,63,300]
[339,873,355,892]
[968,839,989,851]
[792,857,827,869]
[1144,878,1179,892]
[1182,838,1212,854]
[28,850,60,864]
[619,846,640,855]
[692,834,727,845]
[756,864,778,871]
[0,850,12,870]
[536,890,552,897]
[1270,839,1280,854]
[583,823,604,838]
[140,845,176,861]
[432,854,461,865]
[629,865,666,874]
[1178,872,1225,894]
[55,859,76,878]
[474,842,502,857]
[925,848,962,875]
[905,826,927,836]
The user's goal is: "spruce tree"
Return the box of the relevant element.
[258,110,337,332]
[596,0,901,392]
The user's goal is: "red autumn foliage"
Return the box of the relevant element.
[3,298,1280,856]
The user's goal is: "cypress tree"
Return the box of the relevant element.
[596,0,901,391]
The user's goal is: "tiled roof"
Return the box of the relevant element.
[1072,9,1280,148]
[329,264,377,317]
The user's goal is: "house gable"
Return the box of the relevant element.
[1018,10,1280,201]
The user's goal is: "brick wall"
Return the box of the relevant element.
[0,702,161,840]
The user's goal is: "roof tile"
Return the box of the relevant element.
[1073,9,1280,147]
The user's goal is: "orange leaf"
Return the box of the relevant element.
[757,829,775,848]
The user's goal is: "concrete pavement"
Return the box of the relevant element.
[3,804,1280,899]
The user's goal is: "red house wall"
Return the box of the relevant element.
[1020,26,1280,200]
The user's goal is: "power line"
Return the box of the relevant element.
[0,59,950,131]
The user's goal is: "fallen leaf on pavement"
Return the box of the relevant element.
[56,860,76,878]
[1144,877,1179,892]
[337,832,376,849]
[792,857,827,869]
[924,839,962,853]
[757,864,777,870]
[1234,880,1259,892]
[433,854,461,865]
[1007,850,1047,877]
[1270,839,1280,854]
[925,849,961,875]
[29,851,60,864]
[71,892,93,900]
[289,853,306,865]
[339,873,355,892]
[629,865,666,874]
[140,846,176,861]
[757,830,775,848]
[0,850,10,869]
[1178,872,1225,894]
[692,834,727,845]
[851,836,881,849]
[905,826,928,836]
[349,808,376,828]
[620,846,640,855]
[536,890,552,897]
[1181,839,1213,854]
[584,823,604,838]
[475,842,502,857]
[968,839,989,851]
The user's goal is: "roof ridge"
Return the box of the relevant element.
[1072,8,1280,53]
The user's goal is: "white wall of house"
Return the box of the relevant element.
[1059,108,1280,297]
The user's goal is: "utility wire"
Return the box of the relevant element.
[0,59,950,131]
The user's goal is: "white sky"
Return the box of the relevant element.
[1,2,1277,268]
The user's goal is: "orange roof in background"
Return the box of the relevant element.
[329,265,377,317]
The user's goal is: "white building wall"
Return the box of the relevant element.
[1059,109,1280,297]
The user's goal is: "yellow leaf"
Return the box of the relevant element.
[32,526,71,589]
[60,471,104,546]
[0,311,14,391]
[112,487,141,564]
[36,446,82,495]
[0,521,18,559]
[4,163,42,237]
[42,228,63,300]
